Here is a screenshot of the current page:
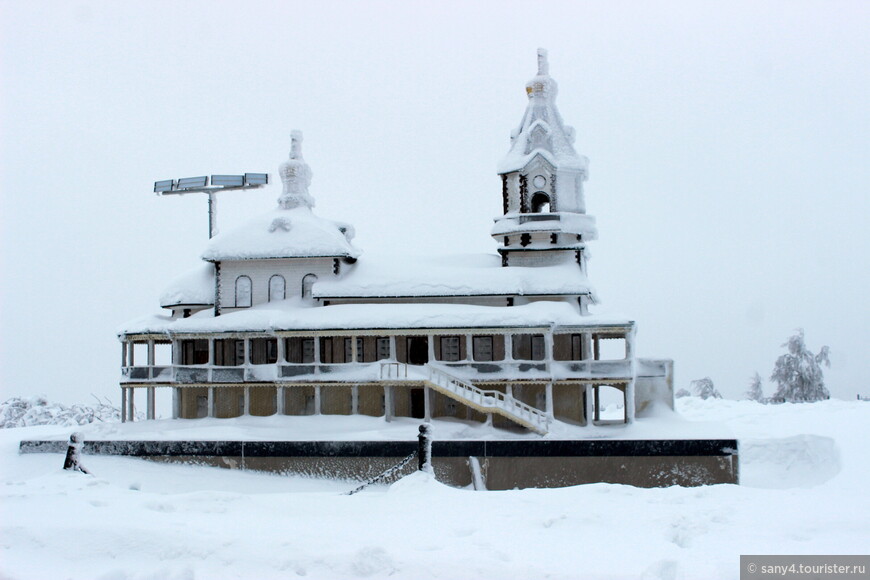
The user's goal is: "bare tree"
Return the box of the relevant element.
[745,372,765,402]
[690,377,722,400]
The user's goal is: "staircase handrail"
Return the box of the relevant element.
[426,363,549,431]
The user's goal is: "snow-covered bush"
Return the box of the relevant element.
[770,329,830,403]
[690,377,722,400]
[0,396,129,428]
[745,372,765,403]
[674,388,691,399]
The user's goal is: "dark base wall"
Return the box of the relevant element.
[19,439,738,489]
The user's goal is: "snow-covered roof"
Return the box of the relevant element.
[313,254,593,299]
[159,263,215,308]
[120,300,631,336]
[201,206,360,261]
[497,49,589,175]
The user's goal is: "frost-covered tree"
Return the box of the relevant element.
[745,372,765,402]
[674,388,691,399]
[770,329,830,403]
[0,395,134,428]
[690,377,722,400]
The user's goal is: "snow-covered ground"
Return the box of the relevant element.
[1,399,868,579]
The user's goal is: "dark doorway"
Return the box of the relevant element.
[410,388,425,419]
[407,337,429,365]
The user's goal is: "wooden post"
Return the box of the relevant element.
[423,386,431,422]
[351,385,359,415]
[207,387,215,418]
[314,385,321,415]
[121,387,128,423]
[243,387,251,416]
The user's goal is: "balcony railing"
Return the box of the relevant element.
[121,358,632,384]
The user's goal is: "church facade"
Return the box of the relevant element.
[118,50,673,434]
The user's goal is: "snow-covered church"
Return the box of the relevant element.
[119,50,674,435]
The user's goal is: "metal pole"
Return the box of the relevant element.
[208,192,217,239]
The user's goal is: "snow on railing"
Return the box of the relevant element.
[380,362,408,379]
[425,364,549,434]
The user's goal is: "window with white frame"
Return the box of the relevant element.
[268,275,286,302]
[235,276,252,307]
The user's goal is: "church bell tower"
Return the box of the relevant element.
[492,49,598,271]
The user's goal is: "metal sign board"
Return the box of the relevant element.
[154,179,176,193]
[211,175,245,187]
[245,173,268,185]
[177,176,209,189]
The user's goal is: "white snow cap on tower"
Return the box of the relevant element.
[497,49,588,175]
[278,130,315,210]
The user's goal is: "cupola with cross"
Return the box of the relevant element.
[492,49,598,271]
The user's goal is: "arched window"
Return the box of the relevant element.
[268,275,286,302]
[531,192,551,213]
[235,276,252,307]
[301,274,317,299]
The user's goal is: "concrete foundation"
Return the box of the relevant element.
[19,438,738,489]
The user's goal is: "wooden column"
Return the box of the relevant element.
[593,385,600,422]
[351,336,358,363]
[504,333,513,361]
[172,388,180,419]
[146,387,155,420]
[582,333,592,361]
[424,385,431,422]
[314,385,321,415]
[384,385,393,422]
[243,387,251,416]
[389,336,397,361]
[207,387,215,418]
[584,384,595,426]
[121,387,128,423]
[545,382,554,418]
[465,334,473,361]
[427,335,436,363]
[127,388,135,422]
[276,337,285,364]
[351,385,359,415]
[276,386,285,415]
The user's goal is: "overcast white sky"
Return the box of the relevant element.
[1,0,868,406]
